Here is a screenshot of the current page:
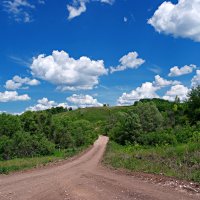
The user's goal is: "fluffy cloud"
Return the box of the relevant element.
[67,94,103,107]
[153,75,180,87]
[117,75,182,105]
[0,91,30,102]
[67,1,86,20]
[148,0,200,42]
[168,65,197,77]
[27,98,68,111]
[117,82,159,106]
[118,82,189,106]
[110,52,145,73]
[30,50,108,91]
[5,76,40,90]
[163,84,189,102]
[191,70,200,87]
[67,0,114,20]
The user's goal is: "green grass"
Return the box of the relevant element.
[103,141,200,183]
[0,146,87,174]
[57,106,130,123]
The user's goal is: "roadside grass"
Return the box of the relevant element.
[0,146,87,174]
[103,141,200,183]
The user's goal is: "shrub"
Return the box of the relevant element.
[2,132,56,159]
[0,114,21,137]
[138,131,177,146]
[173,126,195,143]
[0,135,14,160]
[109,112,142,145]
[134,102,163,133]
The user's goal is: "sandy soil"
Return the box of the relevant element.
[0,136,199,200]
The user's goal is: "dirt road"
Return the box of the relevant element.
[0,136,199,200]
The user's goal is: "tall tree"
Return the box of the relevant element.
[187,85,200,124]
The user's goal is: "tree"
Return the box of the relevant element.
[12,131,55,158]
[175,95,180,104]
[109,112,142,145]
[20,111,53,138]
[20,111,39,134]
[0,135,14,160]
[0,113,21,137]
[187,85,200,124]
[134,102,163,133]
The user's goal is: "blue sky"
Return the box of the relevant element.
[0,0,200,113]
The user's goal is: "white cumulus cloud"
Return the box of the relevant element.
[163,84,189,102]
[5,75,40,90]
[117,82,159,106]
[168,65,197,77]
[30,50,108,91]
[67,1,87,20]
[110,52,145,73]
[0,91,30,102]
[153,75,180,87]
[26,97,68,111]
[67,0,114,20]
[191,70,200,87]
[117,74,182,106]
[67,94,103,107]
[148,0,200,42]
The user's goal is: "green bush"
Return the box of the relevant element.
[173,126,195,143]
[70,120,95,147]
[134,102,163,133]
[0,114,21,137]
[0,132,55,159]
[0,135,14,160]
[138,131,177,146]
[109,112,142,145]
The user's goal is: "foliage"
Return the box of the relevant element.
[103,87,200,183]
[187,85,200,124]
[0,146,87,174]
[109,112,142,145]
[0,113,21,137]
[20,111,53,137]
[108,102,164,145]
[46,106,68,114]
[133,102,163,133]
[138,131,177,146]
[135,98,173,112]
[104,141,200,183]
[0,109,99,161]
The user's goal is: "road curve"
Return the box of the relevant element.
[0,136,199,200]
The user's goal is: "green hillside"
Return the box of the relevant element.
[57,106,130,122]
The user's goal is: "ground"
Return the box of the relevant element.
[0,136,199,200]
